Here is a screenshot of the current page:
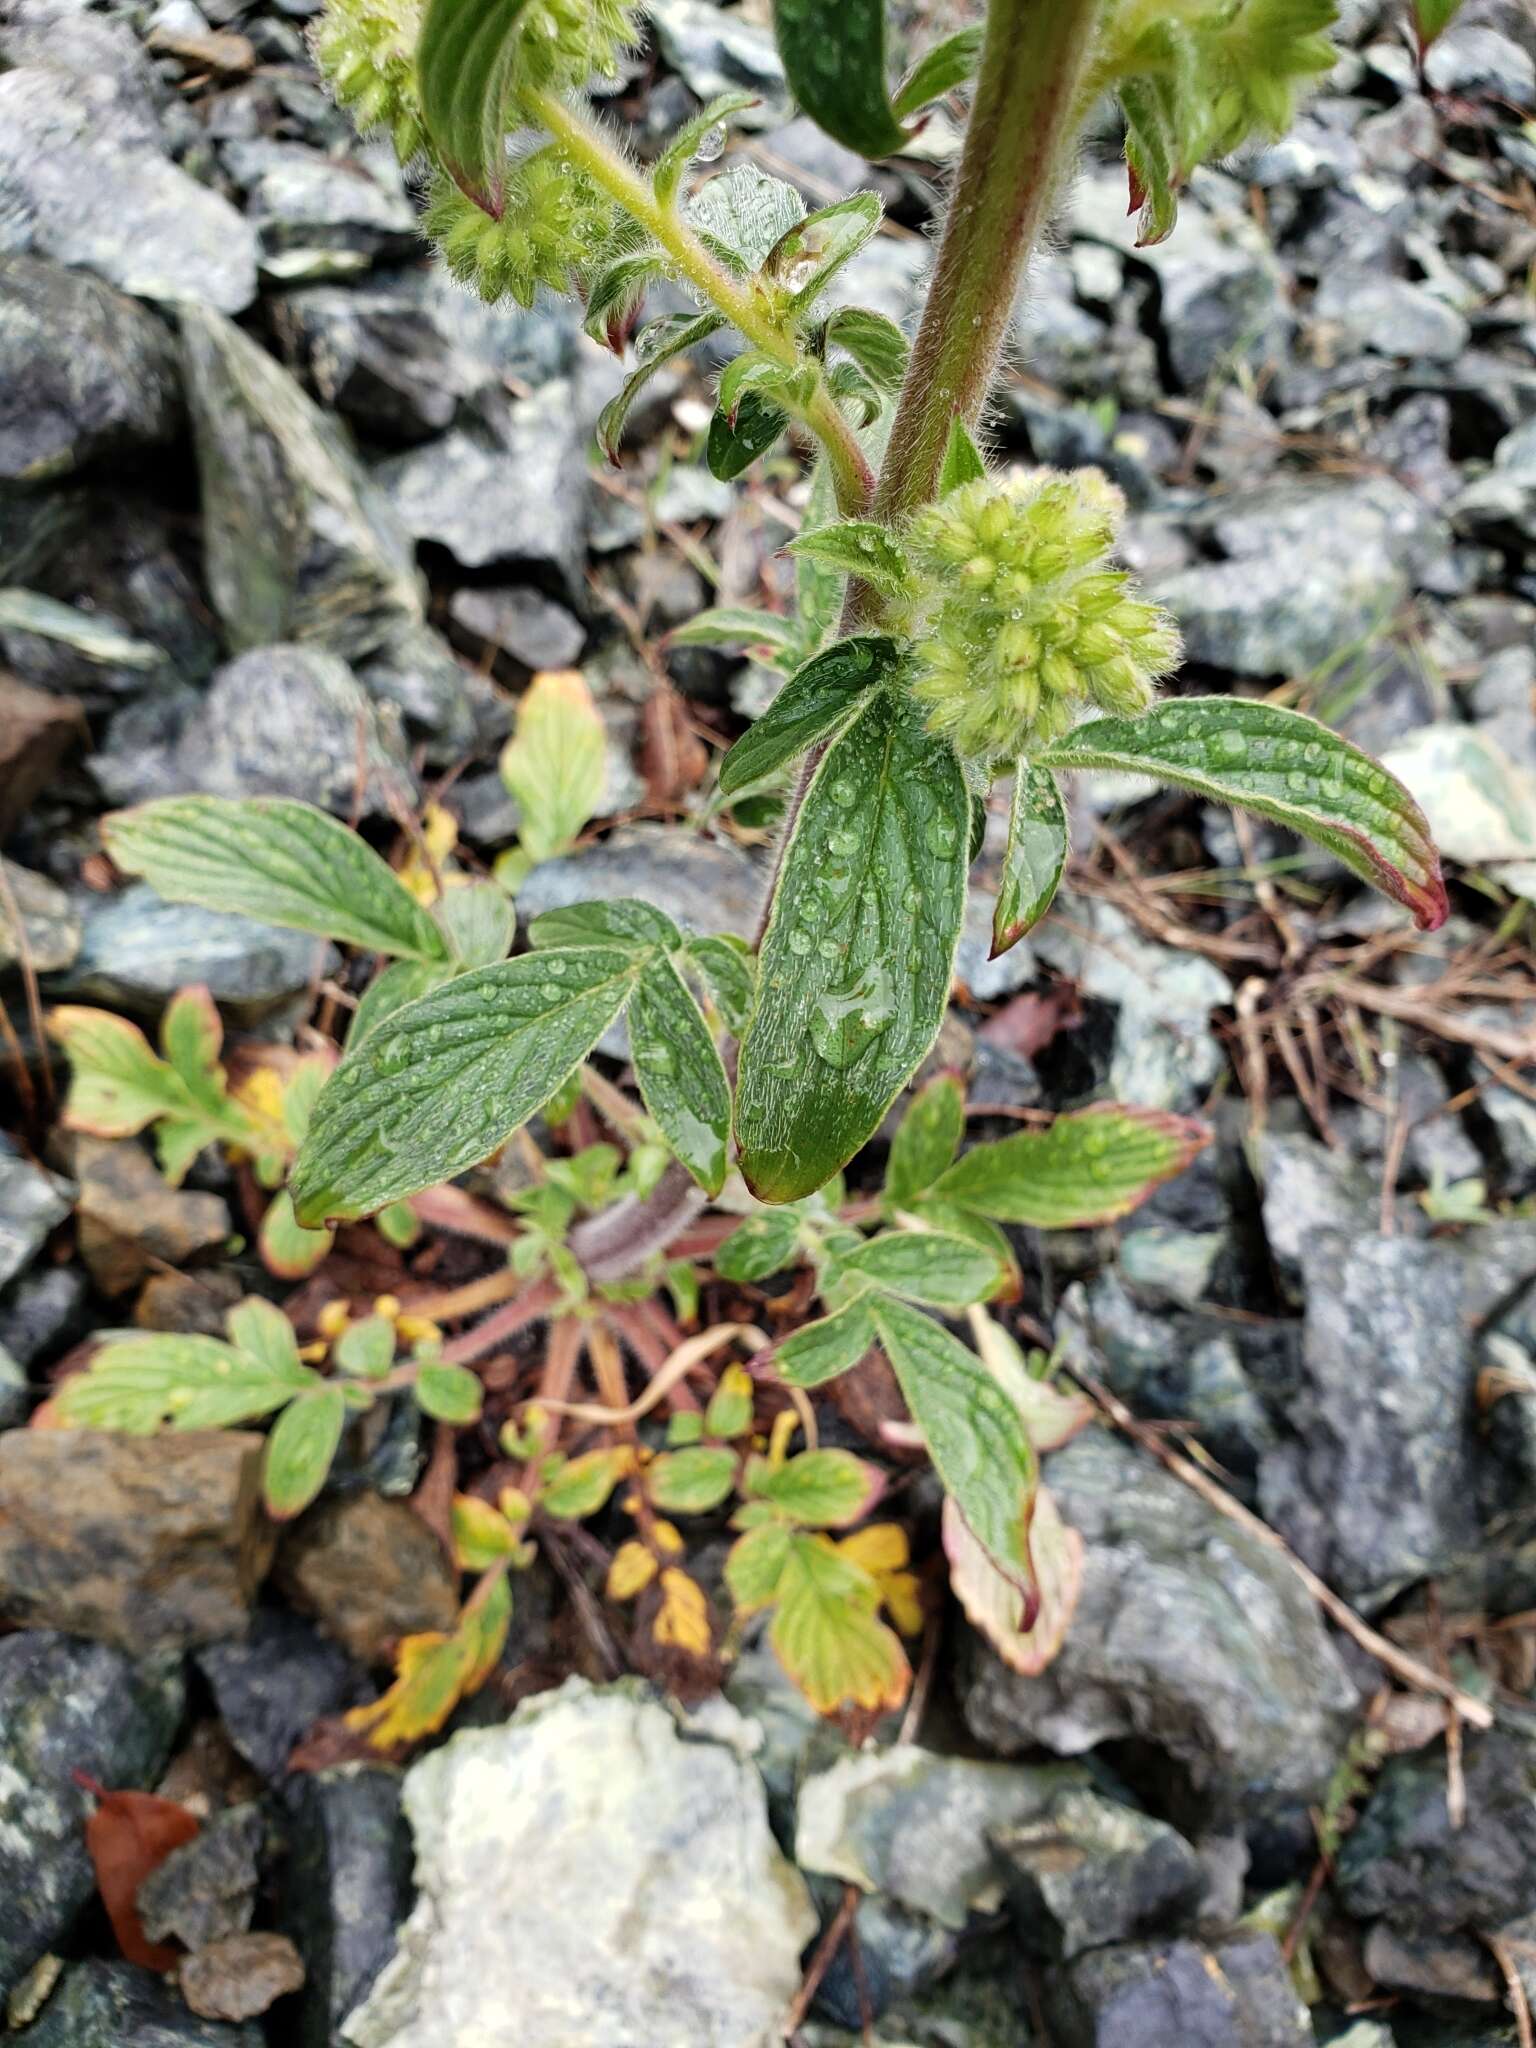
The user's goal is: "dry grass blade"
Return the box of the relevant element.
[537,1322,767,1425]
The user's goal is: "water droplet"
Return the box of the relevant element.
[809,961,894,1070]
[694,122,726,163]
[640,1044,675,1076]
[1303,741,1324,767]
[902,884,923,913]
[376,1039,410,1074]
[925,813,959,856]
[1214,728,1248,766]
[1287,771,1308,793]
[787,929,813,956]
[827,827,858,856]
[830,778,857,808]
[544,957,567,976]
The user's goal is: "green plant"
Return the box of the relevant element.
[77,0,1462,1723]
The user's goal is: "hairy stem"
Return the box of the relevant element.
[873,0,1103,519]
[531,89,875,517]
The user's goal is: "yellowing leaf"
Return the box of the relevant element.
[499,670,607,869]
[452,1493,519,1571]
[703,1363,756,1439]
[838,1523,923,1636]
[724,1522,794,1613]
[770,1535,910,1716]
[607,1539,658,1601]
[396,802,459,906]
[346,1576,512,1751]
[653,1568,712,1655]
[944,1488,1083,1676]
[539,1445,633,1520]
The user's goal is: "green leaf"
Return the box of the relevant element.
[226,1297,304,1376]
[528,898,679,951]
[777,1295,875,1387]
[1040,698,1449,932]
[499,670,607,870]
[885,1071,965,1206]
[718,350,806,420]
[416,0,534,209]
[687,163,805,272]
[333,1312,397,1380]
[1413,0,1466,49]
[290,948,643,1224]
[667,607,800,656]
[707,388,789,481]
[349,960,455,1051]
[415,1361,484,1424]
[772,0,908,157]
[103,797,450,963]
[936,413,987,495]
[258,1188,334,1279]
[869,1294,1036,1586]
[53,1330,317,1434]
[583,251,663,352]
[891,23,982,118]
[653,91,759,208]
[840,1227,1003,1307]
[263,1386,347,1519]
[822,307,909,391]
[453,1493,520,1570]
[597,312,724,464]
[786,522,909,595]
[539,1445,630,1519]
[627,953,732,1195]
[769,1533,909,1713]
[993,762,1067,957]
[715,1209,801,1284]
[436,882,515,968]
[735,689,970,1203]
[647,1444,739,1513]
[931,1104,1209,1228]
[718,634,901,797]
[749,1448,881,1527]
[686,933,757,1036]
[762,192,882,312]
[1119,68,1183,245]
[944,1485,1083,1677]
[725,1521,794,1610]
[704,1363,756,1438]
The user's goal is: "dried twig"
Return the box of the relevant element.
[1068,1368,1495,1730]
[1485,1932,1536,2048]
[783,1884,862,2036]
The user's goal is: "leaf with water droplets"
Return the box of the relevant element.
[528,898,680,952]
[992,762,1067,957]
[627,952,732,1195]
[583,252,664,354]
[884,1071,965,1206]
[736,688,970,1202]
[597,313,724,465]
[762,192,882,313]
[777,1296,875,1387]
[653,90,759,209]
[891,23,983,118]
[687,162,805,273]
[103,797,451,963]
[936,413,987,496]
[931,1104,1209,1228]
[416,0,535,209]
[839,1227,1004,1308]
[708,387,789,481]
[718,634,902,797]
[290,949,643,1224]
[786,522,910,596]
[772,0,908,157]
[263,1385,347,1519]
[1041,699,1449,932]
[822,307,909,392]
[869,1294,1037,1589]
[685,933,757,1036]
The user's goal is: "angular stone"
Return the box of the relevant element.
[54,883,334,1019]
[197,1607,373,1782]
[0,1631,184,1985]
[1381,723,1536,866]
[180,304,422,661]
[0,861,81,974]
[0,1428,275,1649]
[1258,1233,1481,1609]
[179,1932,307,2025]
[356,619,505,765]
[139,1804,265,1951]
[515,824,764,942]
[0,672,85,835]
[1044,1932,1313,2048]
[1256,1128,1381,1300]
[16,1956,262,2045]
[0,1148,73,1289]
[961,1433,1356,1828]
[67,1134,232,1297]
[278,1765,412,2048]
[345,1680,816,2048]
[993,1784,1204,1962]
[269,280,479,443]
[0,254,181,484]
[1312,269,1470,362]
[447,585,585,671]
[221,139,416,283]
[273,1491,459,1666]
[0,68,257,314]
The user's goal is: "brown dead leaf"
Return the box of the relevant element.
[979,982,1083,1060]
[76,1773,200,1968]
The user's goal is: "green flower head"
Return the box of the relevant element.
[312,0,426,163]
[903,470,1181,763]
[426,148,618,306]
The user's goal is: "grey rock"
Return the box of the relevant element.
[221,139,416,283]
[269,280,479,443]
[1360,1919,1503,2003]
[0,1150,72,1290]
[811,1889,956,2032]
[55,882,334,1018]
[1044,1932,1313,2048]
[139,1804,265,1952]
[0,1631,185,1986]
[1470,643,1536,774]
[169,644,414,816]
[1336,1731,1536,1931]
[1312,268,1470,361]
[1449,415,1536,547]
[1151,476,1440,680]
[0,1429,275,1651]
[1382,724,1536,866]
[197,1608,373,1783]
[0,0,166,123]
[181,304,422,661]
[0,1265,88,1372]
[0,254,180,484]
[1424,22,1536,103]
[0,586,167,702]
[0,67,257,314]
[356,619,504,763]
[797,1745,1087,1934]
[646,0,790,129]
[280,1766,411,2048]
[517,823,763,939]
[447,585,586,670]
[378,384,590,596]
[0,863,78,972]
[1258,1233,1479,1609]
[992,1784,1204,1962]
[16,1958,261,2046]
[1257,1129,1380,1298]
[1332,1050,1483,1187]
[0,1341,24,1431]
[344,1679,816,2048]
[961,1432,1356,1828]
